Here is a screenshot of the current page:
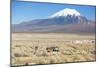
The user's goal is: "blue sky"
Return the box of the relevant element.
[12,0,96,24]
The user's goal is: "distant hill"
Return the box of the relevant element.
[12,8,95,33]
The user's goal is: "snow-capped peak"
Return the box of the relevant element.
[49,8,81,18]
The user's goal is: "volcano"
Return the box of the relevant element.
[12,8,95,33]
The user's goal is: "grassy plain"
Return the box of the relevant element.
[11,33,96,66]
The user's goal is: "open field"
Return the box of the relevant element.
[11,33,96,66]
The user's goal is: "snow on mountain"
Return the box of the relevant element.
[50,8,81,18]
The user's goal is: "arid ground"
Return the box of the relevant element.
[11,33,96,66]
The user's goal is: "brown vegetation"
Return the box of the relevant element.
[11,33,96,66]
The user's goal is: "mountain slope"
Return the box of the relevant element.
[12,8,95,33]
